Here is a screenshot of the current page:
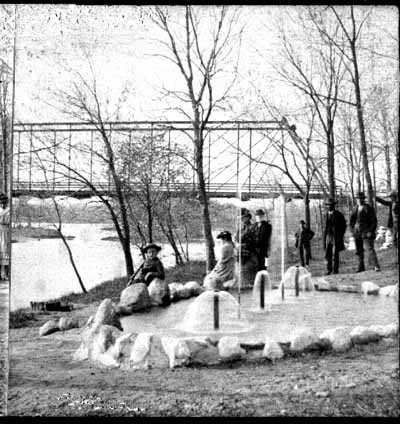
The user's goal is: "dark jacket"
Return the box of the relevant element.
[324,209,347,251]
[135,257,165,285]
[254,220,272,258]
[295,227,315,248]
[349,203,377,237]
[376,196,398,229]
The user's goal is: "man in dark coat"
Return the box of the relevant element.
[254,209,272,271]
[376,191,398,247]
[349,191,380,272]
[295,220,315,268]
[323,198,347,275]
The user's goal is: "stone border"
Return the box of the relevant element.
[67,298,399,371]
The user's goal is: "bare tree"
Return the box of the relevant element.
[150,5,242,271]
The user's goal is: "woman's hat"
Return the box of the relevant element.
[217,230,232,240]
[0,192,8,203]
[325,198,337,205]
[142,243,161,253]
[241,208,251,218]
[300,220,306,225]
[355,191,366,199]
[254,209,265,216]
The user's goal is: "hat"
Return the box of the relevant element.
[142,243,161,253]
[217,231,232,241]
[254,209,265,216]
[325,198,337,205]
[355,191,366,199]
[0,192,8,203]
[241,208,251,218]
[389,191,397,199]
[300,220,306,225]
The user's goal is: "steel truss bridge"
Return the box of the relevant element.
[12,120,339,199]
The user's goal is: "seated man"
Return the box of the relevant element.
[128,243,165,286]
[203,231,236,290]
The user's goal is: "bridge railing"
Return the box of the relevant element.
[12,180,336,196]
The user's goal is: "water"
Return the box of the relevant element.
[120,289,398,343]
[10,223,207,311]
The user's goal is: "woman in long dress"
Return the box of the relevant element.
[203,231,236,290]
[0,192,10,280]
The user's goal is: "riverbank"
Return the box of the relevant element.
[11,225,75,242]
[7,248,399,416]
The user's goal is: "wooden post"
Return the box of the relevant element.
[213,292,219,330]
[295,265,300,297]
[260,278,265,309]
[68,125,72,190]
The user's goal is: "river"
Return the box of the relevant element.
[10,223,208,311]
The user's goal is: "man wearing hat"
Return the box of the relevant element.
[349,192,380,272]
[128,243,165,286]
[376,191,398,247]
[323,198,347,275]
[254,209,272,271]
[0,192,10,280]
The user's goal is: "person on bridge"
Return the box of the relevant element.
[349,191,380,272]
[128,243,165,286]
[203,231,236,290]
[294,220,315,268]
[376,190,398,248]
[253,209,272,272]
[323,198,347,275]
[0,192,10,281]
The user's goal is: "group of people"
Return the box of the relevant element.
[125,190,398,291]
[295,191,398,276]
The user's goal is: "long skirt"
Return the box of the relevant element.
[0,224,10,266]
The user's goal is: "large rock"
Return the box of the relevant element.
[313,278,334,291]
[161,336,191,368]
[218,336,246,362]
[184,281,203,296]
[350,326,380,344]
[184,337,220,365]
[320,327,352,352]
[176,284,191,299]
[88,324,123,366]
[148,278,171,306]
[379,284,398,298]
[299,274,314,291]
[169,283,181,302]
[107,333,137,364]
[289,329,320,352]
[369,323,398,338]
[262,337,284,361]
[119,283,151,313]
[93,298,122,330]
[361,281,380,295]
[39,320,60,337]
[58,316,80,331]
[129,333,169,369]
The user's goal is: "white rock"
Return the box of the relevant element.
[262,337,284,361]
[169,283,181,302]
[93,298,122,330]
[218,336,245,361]
[88,324,123,364]
[184,281,203,296]
[379,284,398,298]
[320,327,352,352]
[119,283,151,313]
[299,274,314,291]
[95,352,120,368]
[161,336,191,368]
[313,278,331,291]
[148,278,171,306]
[107,333,136,362]
[289,329,319,352]
[58,317,80,331]
[350,326,380,344]
[129,333,169,369]
[361,281,380,296]
[39,320,60,337]
[381,323,398,338]
[176,284,191,299]
[184,337,220,365]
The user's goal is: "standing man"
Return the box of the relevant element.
[376,191,398,247]
[323,198,347,275]
[254,209,272,271]
[349,191,380,272]
[294,220,315,268]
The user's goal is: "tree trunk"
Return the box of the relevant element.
[350,34,374,206]
[194,138,216,271]
[327,115,336,199]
